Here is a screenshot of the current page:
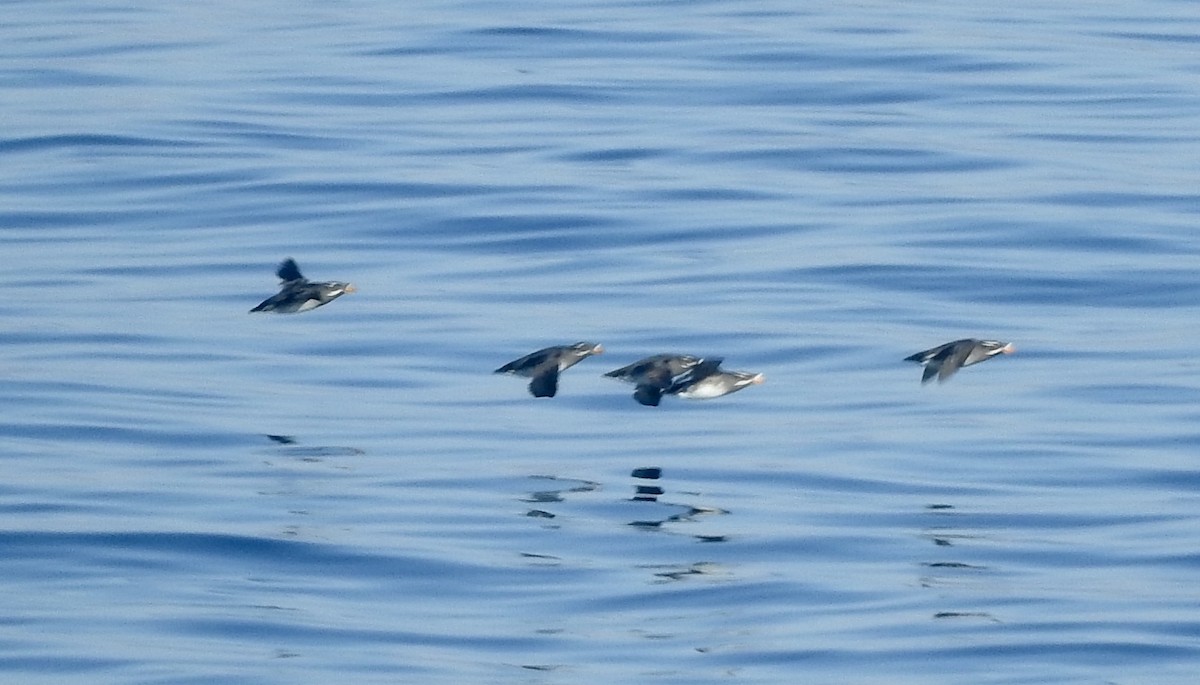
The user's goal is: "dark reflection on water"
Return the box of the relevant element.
[626,468,731,542]
[521,475,600,505]
[260,434,365,461]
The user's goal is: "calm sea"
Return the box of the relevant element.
[3,1,1200,683]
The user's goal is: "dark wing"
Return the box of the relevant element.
[495,348,554,375]
[906,343,947,364]
[250,287,298,313]
[633,384,663,406]
[906,339,975,364]
[935,342,976,382]
[603,356,664,379]
[905,349,933,363]
[276,258,305,282]
[639,364,678,389]
[921,362,941,384]
[528,368,560,397]
[602,361,638,379]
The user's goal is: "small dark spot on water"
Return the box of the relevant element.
[934,612,1001,623]
[631,467,662,479]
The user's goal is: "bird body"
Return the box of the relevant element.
[495,342,604,397]
[606,355,763,405]
[667,359,765,400]
[251,258,355,314]
[905,338,1014,383]
[604,354,705,406]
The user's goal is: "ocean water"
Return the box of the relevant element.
[3,1,1200,683]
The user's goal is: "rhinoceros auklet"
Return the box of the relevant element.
[495,342,605,398]
[250,258,355,314]
[904,339,1014,384]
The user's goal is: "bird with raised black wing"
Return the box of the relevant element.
[604,354,705,406]
[495,342,605,398]
[250,258,356,314]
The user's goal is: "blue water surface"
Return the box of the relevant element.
[3,1,1200,683]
